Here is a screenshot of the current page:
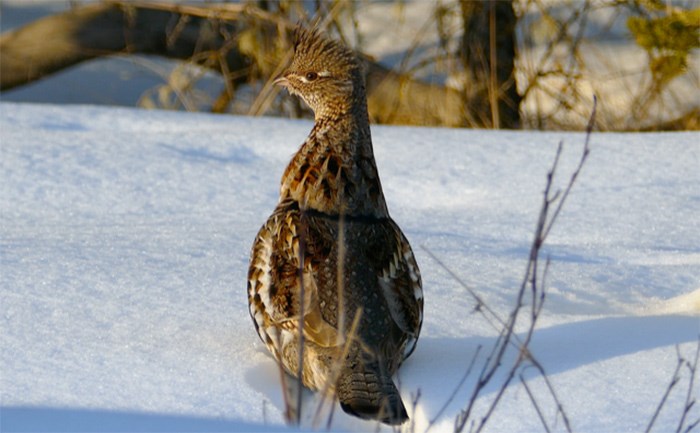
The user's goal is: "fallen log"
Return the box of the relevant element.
[0,1,465,127]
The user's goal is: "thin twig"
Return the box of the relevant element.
[336,213,346,348]
[677,336,700,433]
[421,246,506,332]
[528,356,573,433]
[451,99,596,433]
[488,1,499,129]
[646,346,684,433]
[541,96,596,240]
[425,345,483,433]
[311,308,363,429]
[520,373,552,433]
[295,219,307,425]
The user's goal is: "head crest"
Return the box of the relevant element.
[291,25,359,72]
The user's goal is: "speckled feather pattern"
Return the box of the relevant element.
[247,26,423,425]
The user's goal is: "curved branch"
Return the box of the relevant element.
[0,1,464,126]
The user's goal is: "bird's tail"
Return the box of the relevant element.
[336,355,408,425]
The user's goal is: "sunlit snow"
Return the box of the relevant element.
[1,102,698,432]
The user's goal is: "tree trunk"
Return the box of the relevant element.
[460,0,521,129]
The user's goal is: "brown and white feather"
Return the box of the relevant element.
[247,25,422,425]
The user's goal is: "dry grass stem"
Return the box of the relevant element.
[448,98,596,433]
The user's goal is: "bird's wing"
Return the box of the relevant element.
[372,218,423,358]
[247,200,339,353]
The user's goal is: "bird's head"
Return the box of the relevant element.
[275,26,363,119]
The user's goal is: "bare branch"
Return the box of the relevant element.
[295,218,307,425]
[677,336,700,433]
[541,96,596,240]
[449,99,596,433]
[520,373,552,433]
[646,346,684,433]
[425,345,482,433]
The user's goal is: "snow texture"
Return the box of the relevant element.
[1,102,699,432]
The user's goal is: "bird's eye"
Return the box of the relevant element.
[305,72,319,82]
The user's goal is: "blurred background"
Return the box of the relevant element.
[1,0,698,131]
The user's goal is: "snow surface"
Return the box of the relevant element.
[1,102,699,432]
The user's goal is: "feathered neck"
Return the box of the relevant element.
[279,98,388,218]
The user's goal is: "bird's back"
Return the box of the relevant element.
[248,200,420,424]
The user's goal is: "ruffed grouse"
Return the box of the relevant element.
[247,26,423,425]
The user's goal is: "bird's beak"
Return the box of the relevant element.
[273,75,289,87]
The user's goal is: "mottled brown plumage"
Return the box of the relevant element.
[247,26,423,425]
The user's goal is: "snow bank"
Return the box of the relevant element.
[1,102,698,432]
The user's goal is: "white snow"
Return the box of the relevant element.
[1,101,699,432]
